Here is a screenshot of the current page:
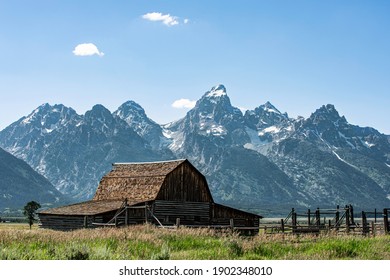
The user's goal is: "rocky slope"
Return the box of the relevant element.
[0,147,68,212]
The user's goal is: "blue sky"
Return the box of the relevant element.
[1,0,389,133]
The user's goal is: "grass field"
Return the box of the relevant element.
[1,223,390,260]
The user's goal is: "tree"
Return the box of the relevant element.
[23,201,41,229]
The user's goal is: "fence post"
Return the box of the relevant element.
[345,205,350,233]
[84,216,88,228]
[307,209,311,226]
[176,218,180,229]
[362,211,368,236]
[281,219,285,233]
[371,221,375,237]
[374,208,377,223]
[316,208,320,228]
[145,202,148,224]
[384,209,389,234]
[335,205,340,230]
[292,212,297,233]
[125,207,129,226]
[230,219,234,232]
[349,204,355,225]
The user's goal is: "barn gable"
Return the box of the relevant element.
[93,159,213,203]
[155,160,213,202]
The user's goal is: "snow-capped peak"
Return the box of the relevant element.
[206,84,227,98]
[262,101,282,115]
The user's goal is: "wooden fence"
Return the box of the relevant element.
[260,205,390,236]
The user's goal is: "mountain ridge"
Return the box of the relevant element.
[1,84,389,214]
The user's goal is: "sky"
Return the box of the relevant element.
[1,0,389,133]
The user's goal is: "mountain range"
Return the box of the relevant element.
[1,85,389,215]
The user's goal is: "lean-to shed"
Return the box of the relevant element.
[39,159,262,232]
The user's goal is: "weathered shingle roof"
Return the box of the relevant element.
[93,159,186,202]
[39,199,140,216]
[108,159,186,177]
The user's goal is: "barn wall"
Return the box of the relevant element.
[39,206,149,230]
[156,162,212,202]
[121,206,148,225]
[39,214,100,231]
[211,204,260,228]
[152,200,211,225]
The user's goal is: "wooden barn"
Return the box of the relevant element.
[39,159,262,232]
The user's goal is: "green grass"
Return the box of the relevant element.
[0,224,390,260]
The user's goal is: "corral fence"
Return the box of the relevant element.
[260,205,390,236]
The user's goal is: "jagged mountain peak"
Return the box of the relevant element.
[33,103,73,113]
[196,84,237,111]
[310,104,346,122]
[261,101,283,115]
[206,84,227,97]
[18,103,79,129]
[244,101,290,132]
[117,100,145,114]
[114,100,164,150]
[86,104,112,117]
[114,100,152,125]
[295,104,386,151]
[90,104,110,112]
[84,104,115,129]
[197,84,231,106]
[37,102,51,110]
[301,104,349,135]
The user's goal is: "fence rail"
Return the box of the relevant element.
[260,205,390,236]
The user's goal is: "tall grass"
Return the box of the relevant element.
[0,224,389,260]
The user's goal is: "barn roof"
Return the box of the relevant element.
[93,159,188,202]
[38,199,144,216]
[109,159,187,177]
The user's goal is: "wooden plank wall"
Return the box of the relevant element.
[212,204,260,228]
[39,214,102,231]
[153,200,211,225]
[157,162,212,202]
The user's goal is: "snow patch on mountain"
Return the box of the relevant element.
[259,125,281,136]
[362,139,375,148]
[163,127,184,152]
[198,113,228,137]
[332,151,359,169]
[338,132,356,149]
[206,84,227,98]
[243,128,270,153]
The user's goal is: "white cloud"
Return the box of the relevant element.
[172,99,196,109]
[142,12,179,26]
[184,19,189,24]
[72,43,104,57]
